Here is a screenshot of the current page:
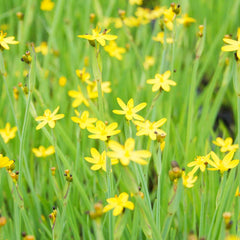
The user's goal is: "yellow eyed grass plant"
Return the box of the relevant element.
[0,0,240,239]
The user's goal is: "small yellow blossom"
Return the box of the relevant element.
[225,236,240,240]
[71,110,97,129]
[104,41,126,60]
[143,56,155,70]
[147,71,176,92]
[75,68,91,84]
[107,138,151,166]
[0,31,19,50]
[32,146,55,158]
[124,17,142,27]
[87,121,120,141]
[85,148,118,172]
[113,98,146,121]
[68,86,89,108]
[103,192,134,216]
[134,118,167,140]
[58,76,67,87]
[187,154,210,175]
[0,123,17,143]
[0,154,14,168]
[35,106,64,130]
[182,171,197,188]
[78,26,117,47]
[129,0,142,5]
[208,151,239,174]
[87,81,111,99]
[212,137,239,152]
[177,14,196,26]
[221,29,240,59]
[35,42,48,55]
[149,7,165,20]
[152,32,173,44]
[40,0,54,11]
[163,7,176,31]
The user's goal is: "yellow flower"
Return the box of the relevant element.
[104,41,126,60]
[103,192,134,216]
[177,14,196,26]
[182,171,197,188]
[129,0,142,5]
[221,29,240,59]
[107,138,151,166]
[87,81,111,99]
[152,32,173,44]
[40,0,54,11]
[147,71,176,92]
[143,56,155,70]
[124,17,141,27]
[113,98,147,121]
[225,236,240,240]
[187,154,210,175]
[35,106,64,130]
[208,151,239,174]
[58,76,67,87]
[71,110,97,129]
[85,148,118,172]
[78,26,118,47]
[32,146,55,158]
[212,137,239,153]
[163,7,176,31]
[68,86,89,108]
[87,121,120,141]
[0,123,17,143]
[0,31,19,50]
[75,68,91,84]
[0,154,14,168]
[134,118,167,140]
[35,42,48,55]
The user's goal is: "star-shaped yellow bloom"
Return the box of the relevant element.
[177,14,196,26]
[212,137,239,153]
[107,138,151,166]
[75,68,91,84]
[182,171,197,188]
[71,110,97,129]
[35,106,64,130]
[32,145,55,158]
[87,81,111,99]
[152,32,173,44]
[187,154,210,175]
[0,123,17,143]
[113,98,147,121]
[221,28,240,59]
[208,151,239,174]
[87,121,120,141]
[0,31,19,50]
[143,56,155,70]
[147,71,176,92]
[35,42,48,55]
[0,154,14,169]
[103,192,134,216]
[68,86,89,108]
[134,118,167,140]
[78,26,117,47]
[85,148,118,172]
[104,41,126,60]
